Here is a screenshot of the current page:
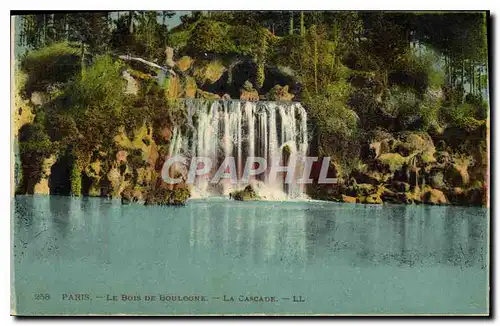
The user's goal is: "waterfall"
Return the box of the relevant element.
[169,100,309,200]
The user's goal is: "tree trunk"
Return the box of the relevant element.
[314,31,318,94]
[80,41,85,76]
[300,12,305,36]
[289,12,294,35]
[477,68,483,95]
[461,59,464,98]
[43,14,47,46]
[128,11,134,35]
[469,60,473,94]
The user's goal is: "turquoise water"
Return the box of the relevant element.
[13,195,489,315]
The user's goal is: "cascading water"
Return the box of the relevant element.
[169,99,309,200]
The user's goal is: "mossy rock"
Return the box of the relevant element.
[128,68,154,81]
[381,189,413,204]
[363,194,383,204]
[184,76,197,98]
[231,185,259,201]
[144,186,190,206]
[428,170,445,189]
[266,85,294,101]
[423,188,448,205]
[390,180,410,193]
[444,162,470,187]
[377,153,409,172]
[164,75,183,100]
[347,183,375,197]
[194,60,226,85]
[196,89,221,99]
[418,149,436,165]
[341,194,357,203]
[350,169,384,185]
[121,185,137,204]
[176,56,194,72]
[240,89,259,101]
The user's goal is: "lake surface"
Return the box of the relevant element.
[12,195,489,315]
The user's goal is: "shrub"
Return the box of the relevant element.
[229,25,261,56]
[186,20,236,56]
[68,55,125,114]
[442,103,484,131]
[389,49,445,94]
[465,93,489,120]
[385,86,422,129]
[17,122,54,194]
[20,42,81,96]
[304,94,361,172]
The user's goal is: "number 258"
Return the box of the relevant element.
[34,293,50,300]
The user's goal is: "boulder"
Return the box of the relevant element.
[184,76,197,98]
[196,89,221,99]
[423,188,448,205]
[376,153,409,172]
[390,181,410,193]
[445,162,470,187]
[240,90,259,101]
[164,47,175,68]
[176,56,193,72]
[194,60,226,85]
[266,85,294,101]
[362,193,383,204]
[144,186,190,206]
[428,169,445,189]
[116,150,128,163]
[231,185,259,201]
[350,169,384,185]
[341,195,357,203]
[160,126,173,142]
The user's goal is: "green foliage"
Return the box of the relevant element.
[168,30,191,49]
[442,104,485,131]
[229,25,262,56]
[385,86,422,130]
[419,92,442,131]
[304,93,361,170]
[17,122,55,194]
[20,42,81,96]
[391,49,445,93]
[186,19,236,55]
[70,161,82,196]
[465,93,489,120]
[68,55,125,113]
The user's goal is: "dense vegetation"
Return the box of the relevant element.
[15,11,489,205]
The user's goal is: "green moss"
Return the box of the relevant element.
[172,187,191,205]
[377,153,409,172]
[194,60,226,85]
[144,186,190,206]
[70,162,82,196]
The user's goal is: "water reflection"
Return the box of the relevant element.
[14,196,487,270]
[184,201,487,269]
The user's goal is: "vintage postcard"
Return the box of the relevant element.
[11,10,490,316]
